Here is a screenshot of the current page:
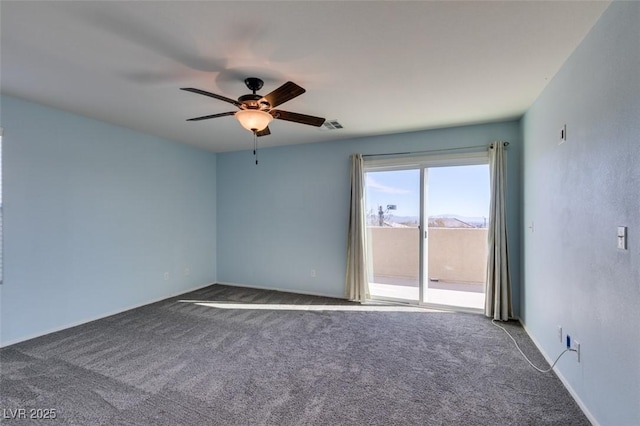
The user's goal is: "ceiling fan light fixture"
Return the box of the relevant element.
[235,109,273,132]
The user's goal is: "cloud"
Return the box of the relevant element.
[366,176,410,194]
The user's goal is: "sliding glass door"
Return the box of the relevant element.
[365,169,421,303]
[365,153,489,311]
[422,164,489,310]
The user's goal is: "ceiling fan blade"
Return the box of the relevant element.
[271,110,325,127]
[186,111,236,121]
[181,88,242,108]
[256,126,271,137]
[263,81,305,108]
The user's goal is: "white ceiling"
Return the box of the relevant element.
[1,1,609,153]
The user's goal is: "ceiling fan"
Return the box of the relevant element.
[181,78,325,137]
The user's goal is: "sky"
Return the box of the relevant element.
[365,165,490,219]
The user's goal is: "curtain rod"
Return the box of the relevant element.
[361,141,509,158]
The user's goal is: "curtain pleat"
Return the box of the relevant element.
[345,154,370,302]
[485,142,513,321]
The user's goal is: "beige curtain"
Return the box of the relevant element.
[345,154,369,302]
[485,142,513,320]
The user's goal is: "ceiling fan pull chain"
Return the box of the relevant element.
[253,131,259,165]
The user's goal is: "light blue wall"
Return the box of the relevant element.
[521,2,639,425]
[217,121,521,313]
[0,95,218,346]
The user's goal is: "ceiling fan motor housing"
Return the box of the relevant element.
[238,93,270,110]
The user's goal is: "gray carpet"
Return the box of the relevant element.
[1,284,588,425]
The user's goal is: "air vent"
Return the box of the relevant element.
[321,119,344,130]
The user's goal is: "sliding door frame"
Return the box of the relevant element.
[364,150,489,311]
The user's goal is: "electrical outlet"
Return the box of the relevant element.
[575,340,581,363]
[560,124,567,144]
[557,326,563,343]
[310,269,317,278]
[184,267,190,276]
[164,272,169,281]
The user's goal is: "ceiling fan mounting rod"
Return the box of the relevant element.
[244,77,264,94]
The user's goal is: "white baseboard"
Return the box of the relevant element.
[215,281,345,300]
[519,320,599,426]
[0,282,216,348]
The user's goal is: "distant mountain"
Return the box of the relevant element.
[383,214,487,228]
[431,214,487,227]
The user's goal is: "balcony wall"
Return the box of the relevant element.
[368,227,487,283]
